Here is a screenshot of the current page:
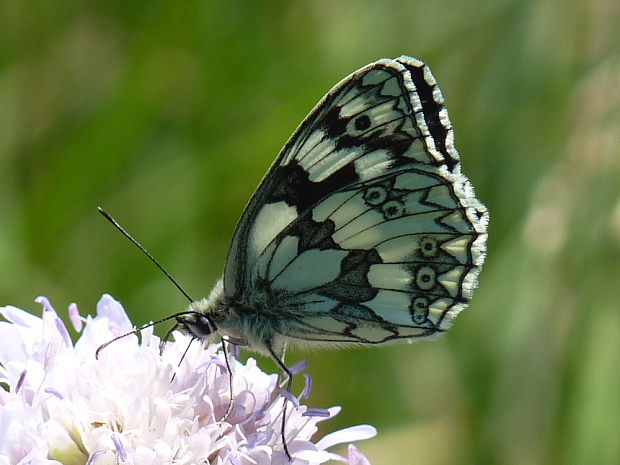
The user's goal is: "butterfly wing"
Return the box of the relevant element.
[222,56,488,346]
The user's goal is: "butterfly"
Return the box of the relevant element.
[98,55,488,460]
[175,56,488,363]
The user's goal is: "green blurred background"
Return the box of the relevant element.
[1,1,619,464]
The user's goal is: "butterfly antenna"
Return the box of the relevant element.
[98,207,194,304]
[95,310,196,359]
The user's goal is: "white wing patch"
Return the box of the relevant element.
[353,149,393,180]
[271,248,348,292]
[248,202,298,260]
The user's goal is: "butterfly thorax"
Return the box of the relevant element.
[179,278,284,354]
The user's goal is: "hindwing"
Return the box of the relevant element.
[222,56,488,344]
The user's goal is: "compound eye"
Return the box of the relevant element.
[180,314,216,338]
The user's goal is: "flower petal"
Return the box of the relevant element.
[95,294,132,334]
[302,373,313,399]
[0,305,41,327]
[111,433,127,461]
[347,444,373,465]
[289,359,308,375]
[303,408,331,418]
[315,425,377,450]
[35,296,56,314]
[68,303,83,332]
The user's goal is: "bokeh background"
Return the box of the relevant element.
[1,1,619,464]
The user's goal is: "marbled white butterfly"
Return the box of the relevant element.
[176,56,488,360]
[98,55,488,461]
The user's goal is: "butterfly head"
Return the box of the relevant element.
[175,311,217,339]
[175,279,226,340]
[171,279,243,345]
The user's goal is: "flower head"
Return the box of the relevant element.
[0,295,375,464]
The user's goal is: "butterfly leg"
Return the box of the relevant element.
[267,341,293,461]
[159,324,178,354]
[168,337,198,383]
[220,339,236,422]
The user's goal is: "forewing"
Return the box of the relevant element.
[224,56,488,343]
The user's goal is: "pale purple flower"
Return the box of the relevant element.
[0,295,375,465]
